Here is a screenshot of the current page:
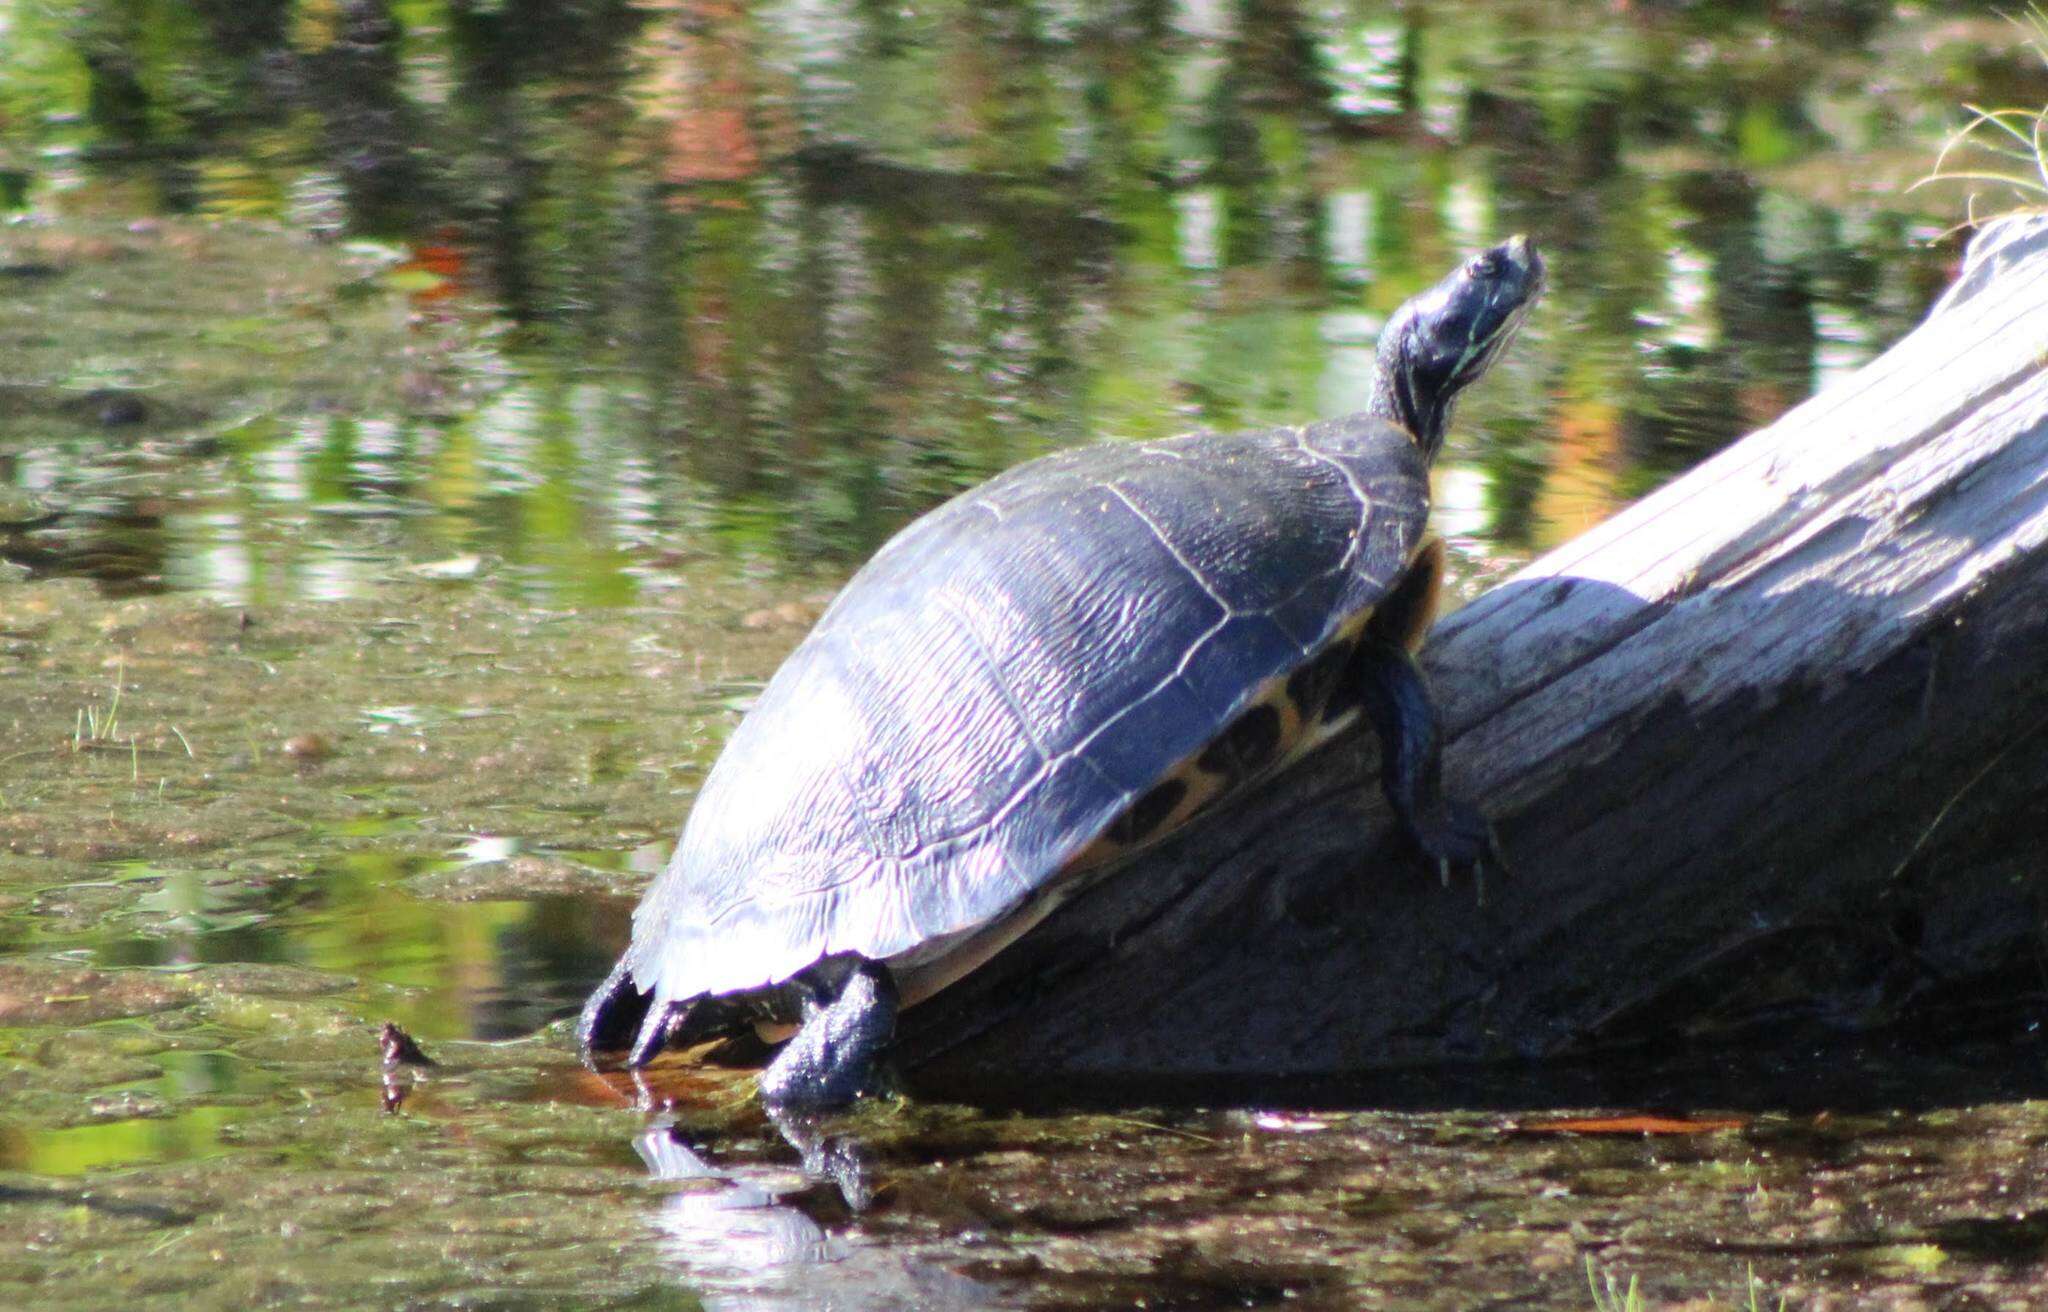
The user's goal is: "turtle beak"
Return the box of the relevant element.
[1498,234,1542,284]
[1466,235,1544,309]
[1505,235,1544,300]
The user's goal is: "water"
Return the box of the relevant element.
[3,1,2046,1307]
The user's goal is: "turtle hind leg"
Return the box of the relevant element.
[578,960,652,1068]
[1347,636,1503,892]
[576,959,703,1070]
[758,958,899,1110]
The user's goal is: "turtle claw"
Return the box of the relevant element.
[1405,797,1505,903]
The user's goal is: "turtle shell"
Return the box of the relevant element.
[622,411,1434,1018]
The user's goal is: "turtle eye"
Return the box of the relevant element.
[1467,249,1506,280]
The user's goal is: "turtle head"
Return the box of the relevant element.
[1372,235,1543,462]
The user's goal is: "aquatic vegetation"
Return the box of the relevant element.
[1587,1257,1794,1312]
[2,5,2046,1309]
[1913,5,2048,226]
[71,674,124,751]
[1586,1257,1645,1312]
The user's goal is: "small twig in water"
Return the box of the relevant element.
[1888,704,2048,884]
[1103,1115,1220,1145]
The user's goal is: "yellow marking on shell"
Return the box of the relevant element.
[1270,681,1307,745]
[1381,535,1446,654]
[1331,607,1375,649]
[891,538,1448,1014]
[1063,615,1370,874]
[893,659,1290,1005]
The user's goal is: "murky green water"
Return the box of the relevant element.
[4,1,2047,1307]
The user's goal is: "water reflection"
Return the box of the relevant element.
[19,855,620,1043]
[0,0,1996,598]
[636,1116,994,1312]
[0,1102,246,1177]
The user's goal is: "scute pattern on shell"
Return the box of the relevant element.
[623,412,1432,1011]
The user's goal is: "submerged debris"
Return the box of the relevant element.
[379,1021,435,1114]
[379,1021,435,1068]
[1514,1112,1750,1136]
[282,733,336,763]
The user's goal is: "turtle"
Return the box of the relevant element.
[580,236,1544,1108]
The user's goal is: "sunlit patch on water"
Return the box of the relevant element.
[13,851,624,1042]
[0,1099,251,1177]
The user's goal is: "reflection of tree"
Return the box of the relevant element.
[639,0,775,186]
[441,1,646,320]
[190,0,291,63]
[1455,26,1853,542]
[488,896,619,1039]
[1466,73,1648,546]
[648,150,1117,559]
[0,0,1972,563]
[1675,171,1816,434]
[1532,368,1626,550]
[79,39,153,148]
[293,0,434,233]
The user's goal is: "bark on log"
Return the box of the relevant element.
[897,215,2048,1087]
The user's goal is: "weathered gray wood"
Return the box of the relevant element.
[897,215,2048,1086]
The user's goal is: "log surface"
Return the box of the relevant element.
[897,215,2048,1084]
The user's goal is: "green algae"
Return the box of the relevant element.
[0,6,2045,1306]
[9,566,2048,1303]
[2,228,2045,1312]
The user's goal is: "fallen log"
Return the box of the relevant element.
[897,214,2048,1085]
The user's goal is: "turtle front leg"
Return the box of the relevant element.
[758,958,899,1110]
[1348,637,1501,890]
